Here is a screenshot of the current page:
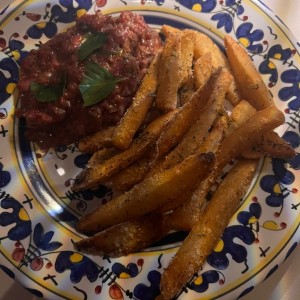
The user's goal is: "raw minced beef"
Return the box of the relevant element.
[16,11,161,149]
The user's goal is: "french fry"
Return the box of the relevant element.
[180,33,194,84]
[151,72,229,173]
[75,213,168,257]
[170,105,284,228]
[111,151,153,191]
[231,100,295,158]
[165,116,228,227]
[179,75,195,106]
[224,35,274,110]
[76,152,214,234]
[156,32,182,111]
[224,35,296,158]
[184,29,224,67]
[160,159,259,300]
[161,24,181,38]
[72,111,176,191]
[88,147,120,167]
[155,116,228,220]
[156,32,194,112]
[257,131,296,158]
[153,68,232,162]
[78,126,114,153]
[112,70,231,192]
[194,52,213,90]
[227,79,242,106]
[231,99,257,124]
[111,50,162,150]
[219,105,284,164]
[184,29,241,106]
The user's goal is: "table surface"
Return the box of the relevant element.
[0,0,299,299]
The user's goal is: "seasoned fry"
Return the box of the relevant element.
[111,151,153,191]
[160,159,259,300]
[219,105,284,164]
[227,79,242,106]
[184,29,241,106]
[150,73,229,174]
[165,116,228,227]
[156,33,182,111]
[156,116,228,218]
[72,111,176,191]
[179,75,195,106]
[180,33,194,84]
[194,52,213,90]
[75,213,168,257]
[183,29,223,67]
[257,131,295,158]
[224,35,274,110]
[169,105,284,228]
[153,68,232,163]
[231,99,257,124]
[231,100,295,158]
[78,126,114,153]
[111,50,162,150]
[88,147,120,167]
[161,24,181,38]
[156,32,194,112]
[76,152,214,234]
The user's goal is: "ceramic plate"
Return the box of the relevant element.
[0,0,299,299]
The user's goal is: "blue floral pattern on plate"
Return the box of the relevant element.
[0,0,299,299]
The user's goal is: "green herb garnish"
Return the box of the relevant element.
[78,32,107,61]
[79,61,123,107]
[30,76,66,102]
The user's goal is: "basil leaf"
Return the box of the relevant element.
[78,32,106,61]
[30,76,65,102]
[79,62,123,107]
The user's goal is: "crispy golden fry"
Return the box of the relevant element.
[151,72,228,173]
[184,29,223,66]
[161,24,181,38]
[111,50,162,150]
[165,116,228,227]
[179,75,195,106]
[72,111,176,191]
[170,105,284,228]
[219,105,284,164]
[76,152,214,234]
[227,79,242,106]
[194,52,213,90]
[156,33,182,112]
[78,126,114,153]
[231,100,295,158]
[257,131,295,158]
[160,159,258,300]
[153,68,232,163]
[184,29,241,106]
[180,33,194,84]
[156,32,194,112]
[75,213,168,257]
[110,151,153,191]
[224,35,274,110]
[88,147,120,167]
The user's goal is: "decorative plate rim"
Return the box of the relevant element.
[0,1,299,300]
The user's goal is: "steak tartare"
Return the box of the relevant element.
[16,11,161,149]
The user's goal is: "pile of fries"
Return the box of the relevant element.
[72,26,295,300]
